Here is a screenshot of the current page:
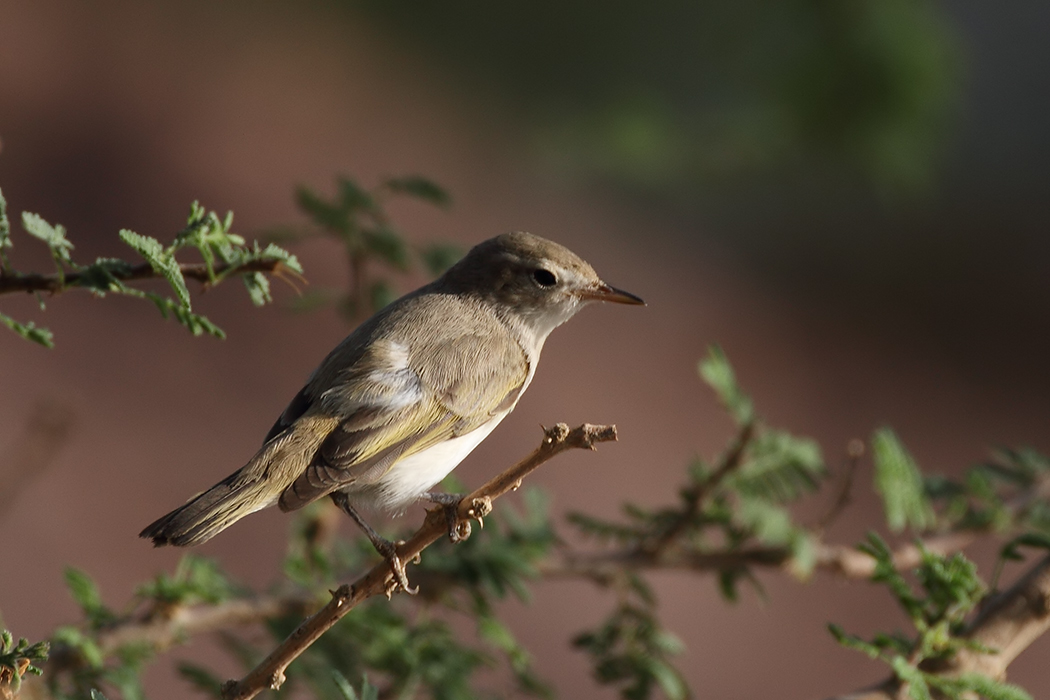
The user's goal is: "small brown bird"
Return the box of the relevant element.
[141,231,643,589]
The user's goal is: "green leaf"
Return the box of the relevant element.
[337,177,376,213]
[0,312,54,347]
[64,567,105,618]
[258,242,303,274]
[22,211,74,266]
[728,430,824,502]
[368,280,397,311]
[828,623,883,659]
[51,626,105,669]
[942,672,1033,700]
[120,229,192,309]
[890,656,932,700]
[420,243,463,276]
[362,226,410,270]
[699,345,753,425]
[735,496,794,545]
[384,176,452,208]
[872,428,935,532]
[1000,532,1050,562]
[330,671,380,700]
[296,186,349,232]
[0,631,49,693]
[0,187,11,269]
[242,271,272,306]
[177,662,226,698]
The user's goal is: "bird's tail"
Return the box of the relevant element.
[140,415,338,547]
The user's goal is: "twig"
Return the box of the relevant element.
[44,596,311,675]
[0,259,290,297]
[644,421,754,555]
[219,422,617,700]
[540,531,979,582]
[0,401,75,516]
[816,438,865,531]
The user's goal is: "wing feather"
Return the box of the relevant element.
[276,294,530,511]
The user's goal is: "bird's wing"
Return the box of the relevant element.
[277,324,528,512]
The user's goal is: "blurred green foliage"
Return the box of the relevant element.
[356,0,958,194]
[271,176,460,321]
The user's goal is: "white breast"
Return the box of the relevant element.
[347,413,508,513]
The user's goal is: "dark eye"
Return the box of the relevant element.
[532,268,557,287]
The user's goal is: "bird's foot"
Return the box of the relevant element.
[331,491,418,595]
[423,492,493,544]
[371,536,419,597]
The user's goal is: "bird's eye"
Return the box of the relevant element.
[532,269,557,287]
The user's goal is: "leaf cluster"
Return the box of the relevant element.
[0,629,49,696]
[569,345,826,600]
[829,534,1029,700]
[275,176,460,320]
[48,569,153,700]
[0,188,301,346]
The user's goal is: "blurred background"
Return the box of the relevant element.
[1,1,1048,698]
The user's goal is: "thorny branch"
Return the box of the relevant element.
[219,422,618,700]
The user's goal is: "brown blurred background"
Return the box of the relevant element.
[1,1,1048,698]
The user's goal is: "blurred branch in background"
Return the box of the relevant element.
[0,400,74,519]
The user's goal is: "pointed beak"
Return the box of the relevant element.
[580,282,646,306]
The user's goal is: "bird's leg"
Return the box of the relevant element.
[330,491,417,595]
[423,491,492,544]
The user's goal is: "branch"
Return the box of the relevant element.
[541,531,979,583]
[826,553,1050,700]
[644,421,754,555]
[44,595,312,675]
[0,259,289,297]
[219,422,617,700]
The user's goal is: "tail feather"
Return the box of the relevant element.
[139,473,267,546]
[140,414,340,547]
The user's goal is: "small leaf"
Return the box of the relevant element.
[176,662,225,698]
[945,672,1033,700]
[420,243,462,275]
[362,227,410,270]
[337,177,376,212]
[242,272,272,306]
[120,229,191,309]
[890,656,932,700]
[699,345,754,425]
[330,671,380,700]
[0,187,11,269]
[296,186,349,232]
[22,212,74,265]
[0,312,54,347]
[369,280,397,311]
[384,176,452,208]
[1001,532,1050,562]
[64,567,104,616]
[872,428,935,532]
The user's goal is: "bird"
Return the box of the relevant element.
[140,231,644,591]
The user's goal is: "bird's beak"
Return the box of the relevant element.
[580,282,646,306]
